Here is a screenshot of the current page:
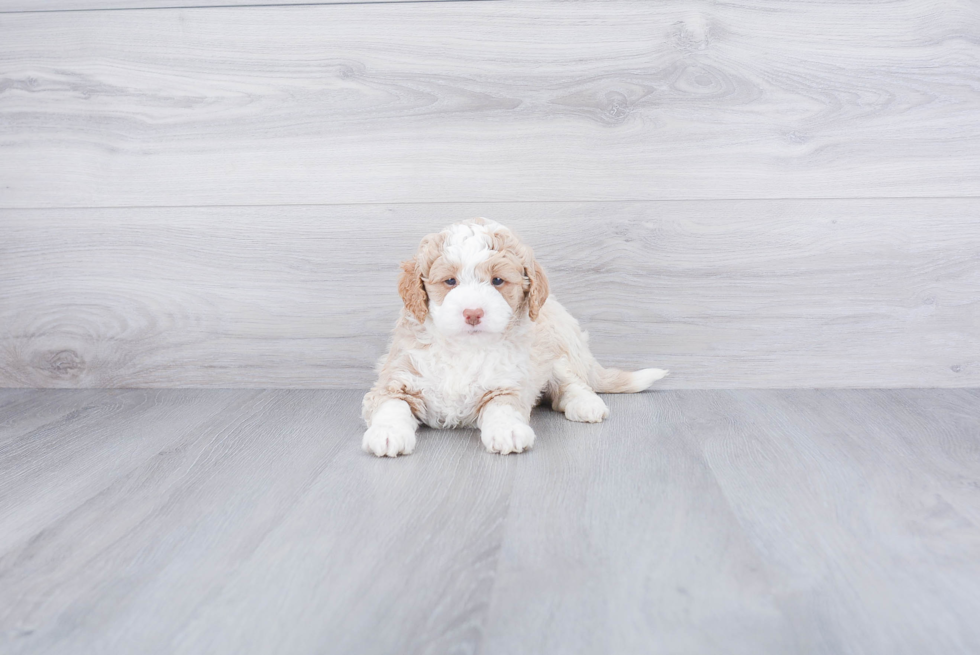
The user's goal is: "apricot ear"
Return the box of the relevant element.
[398,258,428,323]
[525,258,549,321]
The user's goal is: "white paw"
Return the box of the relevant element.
[481,420,535,455]
[563,394,609,423]
[362,422,416,458]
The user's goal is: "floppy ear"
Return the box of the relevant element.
[525,256,549,321]
[398,258,428,323]
[398,232,445,323]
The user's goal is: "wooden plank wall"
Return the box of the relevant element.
[1,0,978,389]
[0,0,450,12]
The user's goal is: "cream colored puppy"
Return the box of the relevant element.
[362,218,667,457]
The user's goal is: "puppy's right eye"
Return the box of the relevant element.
[445,278,457,287]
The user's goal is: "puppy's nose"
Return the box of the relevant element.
[463,308,484,326]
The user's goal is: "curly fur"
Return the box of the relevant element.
[362,218,667,457]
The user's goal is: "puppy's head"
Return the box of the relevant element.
[398,218,549,337]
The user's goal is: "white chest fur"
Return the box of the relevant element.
[408,332,534,429]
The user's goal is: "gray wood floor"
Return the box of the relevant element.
[1,388,978,654]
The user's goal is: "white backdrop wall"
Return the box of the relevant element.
[1,0,978,388]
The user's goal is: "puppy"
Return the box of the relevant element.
[362,218,667,457]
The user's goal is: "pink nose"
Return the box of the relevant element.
[463,308,484,326]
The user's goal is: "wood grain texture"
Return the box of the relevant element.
[698,389,980,654]
[0,0,455,13]
[2,199,978,389]
[0,389,260,552]
[2,0,980,207]
[1,388,979,654]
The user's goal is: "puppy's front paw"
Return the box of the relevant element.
[362,422,416,458]
[563,394,609,423]
[481,420,535,455]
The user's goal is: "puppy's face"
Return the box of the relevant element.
[398,219,549,337]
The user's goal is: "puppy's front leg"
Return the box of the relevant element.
[478,397,535,455]
[363,398,418,458]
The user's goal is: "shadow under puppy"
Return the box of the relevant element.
[362,218,667,457]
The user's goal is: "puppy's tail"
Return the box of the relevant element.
[591,366,669,394]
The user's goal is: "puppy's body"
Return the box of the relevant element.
[362,219,666,456]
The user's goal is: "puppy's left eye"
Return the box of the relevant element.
[492,277,504,286]
[445,278,457,287]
